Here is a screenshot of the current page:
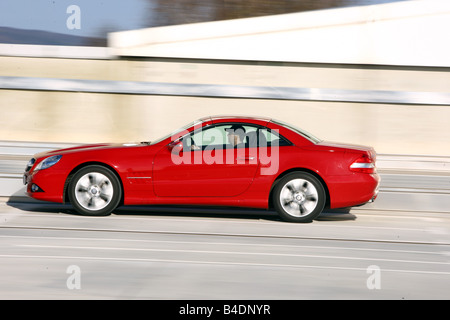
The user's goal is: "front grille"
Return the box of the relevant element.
[25,158,35,172]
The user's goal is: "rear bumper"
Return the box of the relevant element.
[368,187,379,203]
[327,172,380,209]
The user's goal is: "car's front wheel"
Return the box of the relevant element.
[68,165,122,216]
[273,172,326,223]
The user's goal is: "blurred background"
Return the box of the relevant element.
[0,0,449,210]
[0,0,409,44]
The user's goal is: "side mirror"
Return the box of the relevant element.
[169,140,183,155]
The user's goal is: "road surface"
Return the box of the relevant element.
[1,199,449,300]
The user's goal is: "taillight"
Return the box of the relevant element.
[350,154,376,174]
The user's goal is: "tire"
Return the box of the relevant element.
[273,172,326,223]
[68,165,122,216]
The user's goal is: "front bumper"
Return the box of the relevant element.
[23,169,66,203]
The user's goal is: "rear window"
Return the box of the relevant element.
[271,119,322,144]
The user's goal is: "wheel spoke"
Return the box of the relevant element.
[299,204,306,215]
[88,174,96,185]
[99,193,110,202]
[77,186,88,193]
[99,179,109,189]
[285,183,295,193]
[302,182,309,192]
[87,197,95,208]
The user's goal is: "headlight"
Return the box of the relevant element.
[34,155,62,171]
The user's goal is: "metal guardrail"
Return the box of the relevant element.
[1,76,450,105]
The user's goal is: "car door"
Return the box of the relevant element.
[152,123,260,197]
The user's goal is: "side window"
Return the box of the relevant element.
[258,128,292,147]
[186,124,259,150]
[182,124,291,151]
[190,125,227,148]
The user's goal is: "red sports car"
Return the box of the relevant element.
[23,116,379,222]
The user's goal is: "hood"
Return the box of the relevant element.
[32,142,149,159]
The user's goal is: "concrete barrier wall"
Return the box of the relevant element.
[1,55,449,156]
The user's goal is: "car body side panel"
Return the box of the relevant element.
[152,145,260,198]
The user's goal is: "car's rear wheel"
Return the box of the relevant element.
[273,172,326,223]
[68,165,121,216]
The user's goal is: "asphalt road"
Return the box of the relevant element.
[1,199,449,300]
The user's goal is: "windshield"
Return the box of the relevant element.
[150,119,204,145]
[271,119,322,144]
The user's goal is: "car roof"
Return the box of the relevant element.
[201,115,273,123]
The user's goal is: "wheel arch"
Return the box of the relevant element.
[63,161,124,206]
[268,168,331,209]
